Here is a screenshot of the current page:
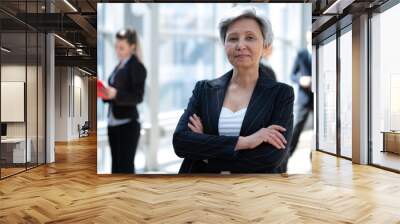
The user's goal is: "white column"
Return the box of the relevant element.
[146,4,160,171]
[352,14,369,164]
[46,32,55,163]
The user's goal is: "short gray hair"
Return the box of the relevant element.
[218,6,274,47]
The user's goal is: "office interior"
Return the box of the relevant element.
[0,0,400,222]
[313,0,400,172]
[0,0,97,179]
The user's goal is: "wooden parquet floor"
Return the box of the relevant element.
[1,135,400,223]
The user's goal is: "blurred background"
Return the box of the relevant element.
[97,3,312,174]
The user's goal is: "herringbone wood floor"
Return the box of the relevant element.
[1,135,400,223]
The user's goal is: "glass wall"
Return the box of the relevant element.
[339,28,352,158]
[316,28,353,159]
[371,2,400,171]
[317,36,337,154]
[1,31,28,177]
[27,30,38,170]
[0,1,46,179]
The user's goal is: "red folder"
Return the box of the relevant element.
[97,79,107,99]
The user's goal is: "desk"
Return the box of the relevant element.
[1,138,31,164]
[381,131,400,154]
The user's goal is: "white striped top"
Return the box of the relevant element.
[218,107,247,136]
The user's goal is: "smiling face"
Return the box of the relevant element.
[224,18,266,70]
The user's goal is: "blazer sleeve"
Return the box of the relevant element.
[101,78,112,104]
[209,85,295,172]
[101,69,115,104]
[102,99,111,104]
[114,61,147,106]
[173,81,239,160]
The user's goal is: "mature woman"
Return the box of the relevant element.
[102,28,147,173]
[173,7,294,174]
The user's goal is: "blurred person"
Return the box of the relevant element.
[102,28,147,173]
[288,48,312,156]
[173,7,294,174]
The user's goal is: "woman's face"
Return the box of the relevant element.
[224,18,266,70]
[115,39,135,61]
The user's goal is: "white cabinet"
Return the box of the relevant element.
[1,138,32,163]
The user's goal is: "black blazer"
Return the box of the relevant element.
[290,49,312,108]
[260,63,277,81]
[173,67,295,173]
[105,55,147,120]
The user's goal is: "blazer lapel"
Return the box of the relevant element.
[239,68,277,136]
[206,67,277,136]
[208,70,233,135]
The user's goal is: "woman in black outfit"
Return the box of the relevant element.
[173,7,294,174]
[102,28,147,173]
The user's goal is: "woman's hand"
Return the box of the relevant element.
[188,114,204,134]
[299,76,312,89]
[103,86,117,100]
[235,125,287,151]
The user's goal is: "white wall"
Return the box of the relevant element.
[71,73,89,138]
[54,66,68,141]
[1,65,39,138]
[1,66,25,136]
[54,67,89,141]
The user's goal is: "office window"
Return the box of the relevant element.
[317,37,337,154]
[339,29,352,158]
[371,3,400,171]
[159,4,222,113]
[1,31,28,178]
[0,1,46,179]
